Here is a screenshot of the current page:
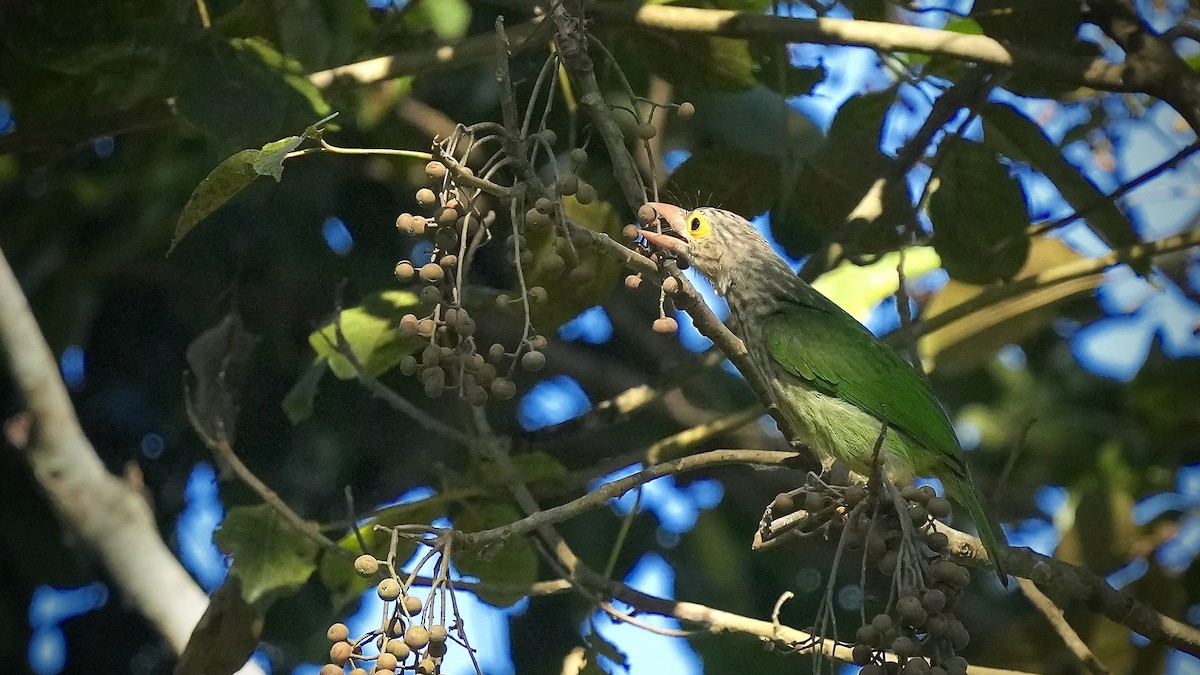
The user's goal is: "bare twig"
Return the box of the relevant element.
[1017,577,1109,674]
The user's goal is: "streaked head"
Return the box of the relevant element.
[637,203,771,294]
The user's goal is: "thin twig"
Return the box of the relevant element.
[1017,577,1109,674]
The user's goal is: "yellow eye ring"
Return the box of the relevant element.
[685,211,712,239]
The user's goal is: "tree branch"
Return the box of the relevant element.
[1016,577,1108,674]
[0,245,209,654]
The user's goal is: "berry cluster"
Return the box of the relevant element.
[319,553,458,675]
[767,480,975,675]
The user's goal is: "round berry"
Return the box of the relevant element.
[529,286,548,304]
[416,188,437,207]
[419,286,441,304]
[521,350,546,372]
[569,148,588,165]
[320,665,344,675]
[636,122,656,140]
[540,129,557,145]
[652,317,678,334]
[852,643,874,665]
[625,274,642,289]
[327,622,349,642]
[426,161,447,179]
[354,554,379,577]
[772,493,794,513]
[417,658,436,674]
[575,183,596,204]
[491,378,517,400]
[529,335,548,350]
[637,204,658,225]
[417,318,436,338]
[677,101,696,119]
[385,639,411,660]
[429,624,448,644]
[419,263,444,282]
[377,653,399,671]
[403,595,422,615]
[922,589,946,612]
[661,277,679,294]
[394,261,416,281]
[404,625,430,650]
[377,578,401,601]
[330,640,353,665]
[927,497,952,519]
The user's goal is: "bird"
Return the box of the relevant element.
[637,202,1008,585]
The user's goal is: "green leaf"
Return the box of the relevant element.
[637,30,757,90]
[981,102,1137,250]
[281,359,330,424]
[309,290,426,379]
[453,501,538,606]
[214,505,320,608]
[969,0,1097,97]
[776,89,899,258]
[523,196,625,330]
[252,135,303,182]
[664,147,780,220]
[929,141,1030,284]
[173,36,331,152]
[812,246,941,323]
[171,149,261,254]
[411,0,472,40]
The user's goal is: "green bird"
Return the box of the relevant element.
[638,202,1008,584]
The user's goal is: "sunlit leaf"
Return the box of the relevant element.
[308,290,426,380]
[252,135,303,182]
[813,246,942,323]
[214,505,320,608]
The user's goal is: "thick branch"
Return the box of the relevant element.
[1088,0,1200,135]
[0,246,209,653]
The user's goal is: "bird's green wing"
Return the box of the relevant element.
[763,301,960,457]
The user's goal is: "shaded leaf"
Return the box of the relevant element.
[970,0,1097,97]
[214,505,321,608]
[185,313,260,444]
[919,237,1098,374]
[281,359,330,424]
[173,36,330,152]
[175,577,261,675]
[777,89,900,258]
[929,141,1030,284]
[981,102,1137,250]
[309,290,426,379]
[637,29,757,90]
[453,501,538,606]
[171,150,260,253]
[663,147,779,219]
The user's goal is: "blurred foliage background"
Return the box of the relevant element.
[1,0,1199,673]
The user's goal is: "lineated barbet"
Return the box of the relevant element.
[638,202,1008,584]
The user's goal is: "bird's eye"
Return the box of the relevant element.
[684,212,712,239]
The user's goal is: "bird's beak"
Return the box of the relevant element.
[637,202,689,254]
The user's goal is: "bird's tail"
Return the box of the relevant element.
[946,474,1009,586]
